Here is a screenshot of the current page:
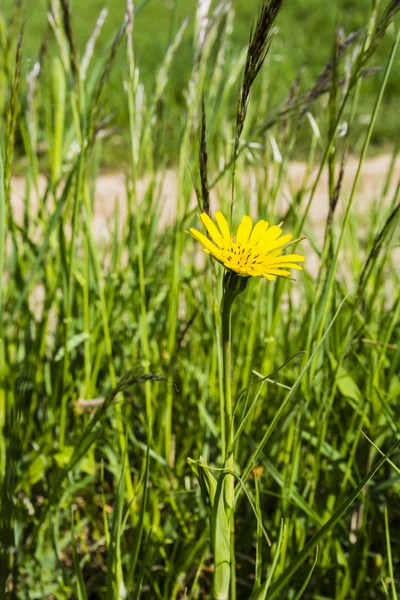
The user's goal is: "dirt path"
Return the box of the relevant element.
[11,153,398,240]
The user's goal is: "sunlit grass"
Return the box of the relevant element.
[1,0,400,598]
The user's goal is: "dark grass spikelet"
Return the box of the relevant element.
[300,29,361,121]
[211,66,379,189]
[235,0,285,155]
[325,151,347,239]
[368,0,400,59]
[349,0,400,86]
[199,95,210,215]
[192,96,210,215]
[59,0,80,87]
[5,0,24,55]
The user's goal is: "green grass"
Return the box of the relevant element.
[2,0,400,167]
[1,0,400,598]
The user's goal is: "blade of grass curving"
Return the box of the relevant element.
[265,438,400,599]
[292,546,319,600]
[358,429,400,476]
[383,580,391,599]
[372,387,400,436]
[382,137,400,199]
[240,295,348,486]
[191,460,272,545]
[232,352,304,451]
[249,520,286,599]
[262,459,323,525]
[384,505,398,600]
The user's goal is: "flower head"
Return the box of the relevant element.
[189,211,304,280]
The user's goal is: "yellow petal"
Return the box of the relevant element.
[265,233,293,252]
[246,266,263,277]
[189,228,223,260]
[260,248,283,261]
[273,263,303,270]
[257,225,282,251]
[249,219,269,245]
[264,268,291,277]
[269,254,305,264]
[199,213,223,247]
[215,211,231,241]
[236,215,253,247]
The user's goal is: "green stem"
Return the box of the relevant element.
[221,286,235,600]
[219,272,248,599]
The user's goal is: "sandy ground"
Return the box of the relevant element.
[11,153,399,320]
[10,153,399,241]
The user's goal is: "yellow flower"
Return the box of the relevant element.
[189,211,304,280]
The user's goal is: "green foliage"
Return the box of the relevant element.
[1,0,400,599]
[2,0,400,167]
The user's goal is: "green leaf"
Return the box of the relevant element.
[211,472,231,600]
[53,446,74,468]
[329,353,362,403]
[265,438,400,599]
[26,454,47,486]
[188,456,218,509]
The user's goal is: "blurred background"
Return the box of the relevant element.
[2,0,399,168]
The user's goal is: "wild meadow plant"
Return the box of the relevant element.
[188,213,304,598]
[1,0,400,598]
